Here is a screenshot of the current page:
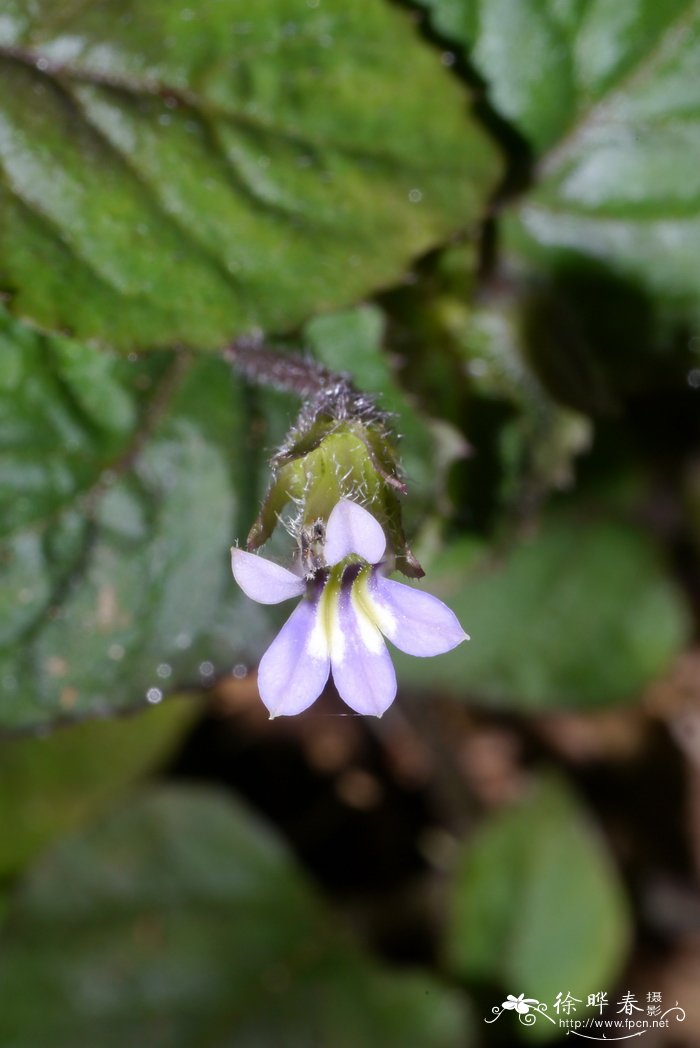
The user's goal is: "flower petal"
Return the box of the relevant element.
[330,578,396,716]
[324,499,386,566]
[257,599,330,717]
[231,548,305,605]
[366,574,469,656]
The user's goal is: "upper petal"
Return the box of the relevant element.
[257,599,330,717]
[231,548,305,605]
[329,577,396,716]
[365,574,469,656]
[324,499,386,566]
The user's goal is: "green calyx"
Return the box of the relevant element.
[247,401,423,578]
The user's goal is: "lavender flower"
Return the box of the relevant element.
[231,499,468,718]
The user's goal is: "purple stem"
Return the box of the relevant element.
[223,334,353,399]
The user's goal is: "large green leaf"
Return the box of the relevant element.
[418,0,700,321]
[394,513,690,708]
[0,310,274,732]
[447,776,630,1040]
[0,697,197,878]
[0,0,499,349]
[0,786,468,1047]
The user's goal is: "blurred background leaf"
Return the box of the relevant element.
[379,247,595,539]
[446,774,630,1039]
[394,512,690,709]
[0,0,499,348]
[0,786,469,1048]
[0,697,197,879]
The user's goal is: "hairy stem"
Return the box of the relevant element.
[223,334,353,398]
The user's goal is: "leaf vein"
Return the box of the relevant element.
[537,0,700,178]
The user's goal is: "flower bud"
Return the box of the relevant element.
[247,386,424,577]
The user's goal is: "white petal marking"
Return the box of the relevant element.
[330,576,397,716]
[308,603,333,661]
[359,585,397,638]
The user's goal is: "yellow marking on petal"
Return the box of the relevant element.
[349,571,384,655]
[353,569,397,640]
[312,568,342,661]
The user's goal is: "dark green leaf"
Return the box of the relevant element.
[377,246,592,533]
[466,306,589,478]
[419,0,700,321]
[447,775,630,1037]
[0,786,468,1047]
[0,0,499,348]
[0,310,273,731]
[395,514,690,708]
[0,698,197,877]
[445,279,592,502]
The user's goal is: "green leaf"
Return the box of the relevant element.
[0,698,197,878]
[447,775,630,1037]
[461,299,591,496]
[395,514,690,708]
[0,786,468,1047]
[0,0,499,349]
[376,245,592,534]
[0,310,274,732]
[419,0,700,321]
